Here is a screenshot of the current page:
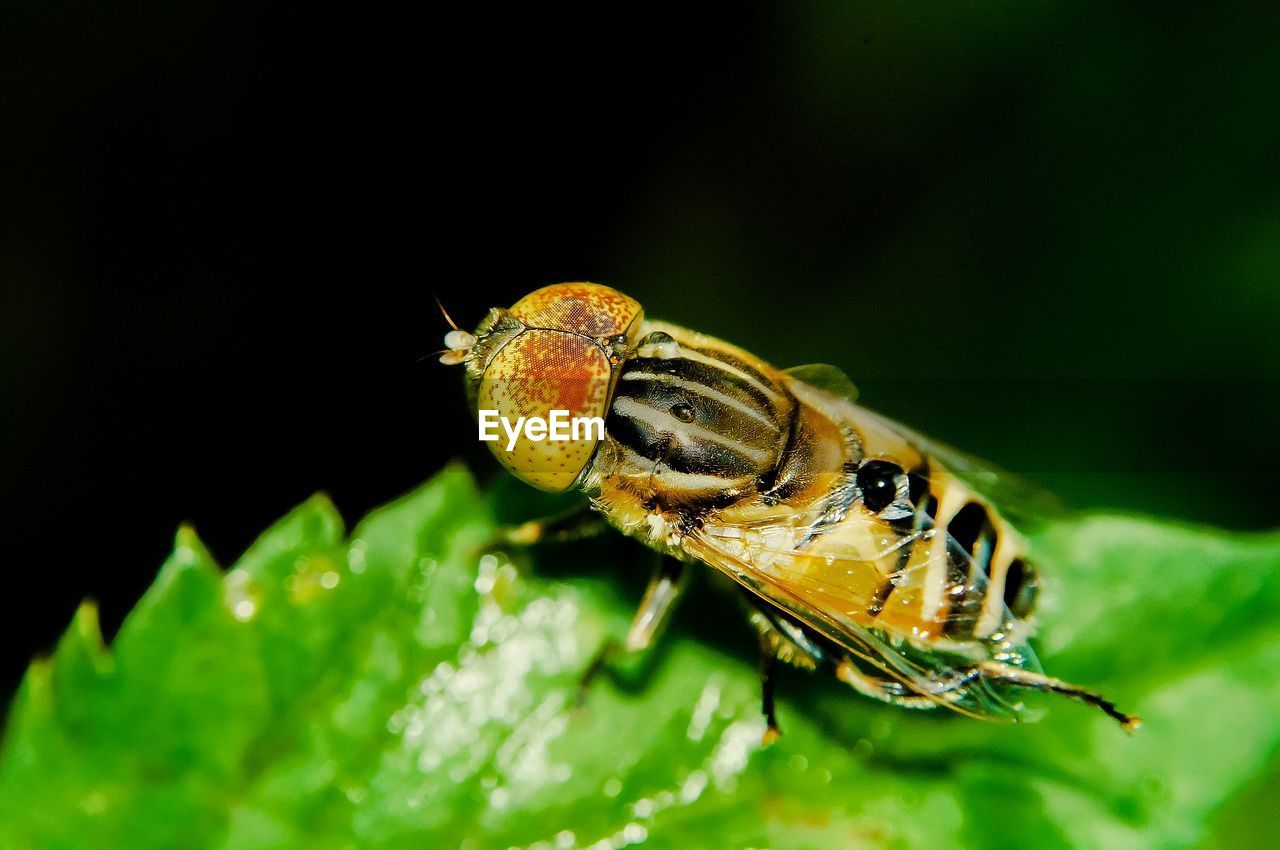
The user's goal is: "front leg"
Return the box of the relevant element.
[500,500,608,545]
[577,556,686,704]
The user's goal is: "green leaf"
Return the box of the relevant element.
[2,467,1278,849]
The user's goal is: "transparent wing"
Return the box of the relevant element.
[783,363,859,403]
[781,367,1062,522]
[684,507,1043,722]
[857,405,1063,523]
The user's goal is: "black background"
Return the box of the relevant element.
[3,3,1279,700]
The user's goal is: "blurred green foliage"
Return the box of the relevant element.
[2,468,1278,849]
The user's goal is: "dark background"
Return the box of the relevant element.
[2,2,1279,702]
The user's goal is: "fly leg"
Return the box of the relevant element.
[500,501,608,546]
[973,661,1141,731]
[759,646,782,745]
[576,556,686,706]
[833,659,972,710]
[745,596,853,742]
[834,657,1139,730]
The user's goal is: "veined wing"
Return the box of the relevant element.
[683,508,1044,721]
[780,365,1062,523]
[853,406,1063,523]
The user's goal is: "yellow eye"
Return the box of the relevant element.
[470,283,643,491]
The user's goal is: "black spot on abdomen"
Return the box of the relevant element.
[948,502,992,558]
[1003,557,1039,619]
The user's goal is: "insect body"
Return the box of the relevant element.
[444,283,1138,736]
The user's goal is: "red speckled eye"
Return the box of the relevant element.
[509,283,643,339]
[472,283,643,491]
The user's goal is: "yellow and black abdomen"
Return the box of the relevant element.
[859,467,1041,644]
[781,380,1041,646]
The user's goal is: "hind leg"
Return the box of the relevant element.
[973,661,1140,730]
[834,657,1139,730]
[833,658,973,710]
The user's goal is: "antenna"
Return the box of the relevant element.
[435,296,462,332]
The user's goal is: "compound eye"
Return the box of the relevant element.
[510,282,643,338]
[857,459,906,514]
[477,330,615,492]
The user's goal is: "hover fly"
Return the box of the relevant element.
[442,283,1139,738]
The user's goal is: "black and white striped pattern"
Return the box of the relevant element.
[605,336,792,496]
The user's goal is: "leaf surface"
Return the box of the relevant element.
[2,469,1278,849]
